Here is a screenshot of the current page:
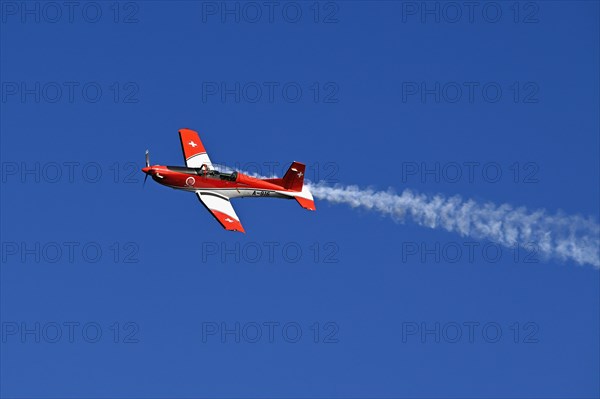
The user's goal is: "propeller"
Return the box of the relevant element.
[143,150,150,187]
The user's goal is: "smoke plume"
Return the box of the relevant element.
[306,182,600,268]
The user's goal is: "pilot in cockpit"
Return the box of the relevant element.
[198,164,209,176]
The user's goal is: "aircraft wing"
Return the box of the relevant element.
[179,128,213,169]
[196,191,245,233]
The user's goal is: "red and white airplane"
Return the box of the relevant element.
[141,128,315,233]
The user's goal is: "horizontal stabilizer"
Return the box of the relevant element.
[295,196,316,211]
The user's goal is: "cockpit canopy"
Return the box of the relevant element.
[165,164,238,182]
[211,164,236,174]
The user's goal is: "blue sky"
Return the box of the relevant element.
[1,1,599,398]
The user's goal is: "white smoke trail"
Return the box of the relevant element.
[305,182,600,268]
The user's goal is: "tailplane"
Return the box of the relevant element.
[293,185,316,211]
[274,162,316,210]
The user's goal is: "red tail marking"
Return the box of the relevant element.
[282,162,305,191]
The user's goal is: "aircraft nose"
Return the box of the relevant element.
[142,166,151,174]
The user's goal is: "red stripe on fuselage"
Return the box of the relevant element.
[148,166,286,191]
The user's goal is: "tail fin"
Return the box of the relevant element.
[282,162,305,191]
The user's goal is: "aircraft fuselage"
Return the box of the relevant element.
[142,165,292,200]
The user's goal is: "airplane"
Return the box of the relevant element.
[141,128,315,233]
